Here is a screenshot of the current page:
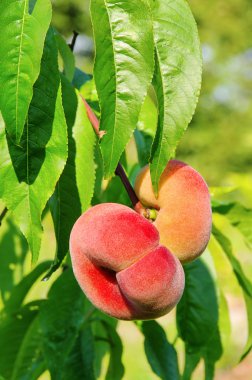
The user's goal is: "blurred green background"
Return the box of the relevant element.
[1,0,252,379]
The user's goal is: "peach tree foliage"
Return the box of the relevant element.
[0,1,251,380]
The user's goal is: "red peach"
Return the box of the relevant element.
[70,203,184,320]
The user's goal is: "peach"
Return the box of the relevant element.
[134,160,212,263]
[69,203,184,320]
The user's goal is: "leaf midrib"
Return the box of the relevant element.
[102,0,118,176]
[16,0,28,140]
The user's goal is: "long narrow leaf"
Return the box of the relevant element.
[0,29,68,264]
[0,0,52,142]
[90,0,154,177]
[149,0,202,193]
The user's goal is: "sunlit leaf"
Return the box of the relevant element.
[212,225,252,297]
[149,0,202,193]
[73,93,97,212]
[0,0,52,142]
[213,202,252,248]
[90,0,154,177]
[0,29,68,264]
[56,34,75,82]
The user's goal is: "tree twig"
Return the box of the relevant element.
[69,30,79,52]
[80,96,147,215]
[0,207,8,226]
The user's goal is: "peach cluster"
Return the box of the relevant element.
[69,160,212,320]
[70,203,185,320]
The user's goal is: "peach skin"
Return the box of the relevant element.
[134,160,212,263]
[69,203,185,320]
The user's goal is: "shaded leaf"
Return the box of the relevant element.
[177,260,218,348]
[46,76,80,277]
[90,0,154,177]
[134,129,153,167]
[182,349,201,380]
[11,317,45,380]
[149,0,202,193]
[0,29,68,263]
[203,328,222,380]
[0,219,28,306]
[0,301,42,379]
[72,68,92,90]
[39,270,86,380]
[0,0,52,142]
[101,321,124,380]
[3,261,51,315]
[62,326,95,380]
[140,320,179,380]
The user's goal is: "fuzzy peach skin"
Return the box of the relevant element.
[134,160,212,263]
[69,203,185,320]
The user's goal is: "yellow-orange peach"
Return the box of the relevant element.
[134,160,212,263]
[69,203,184,320]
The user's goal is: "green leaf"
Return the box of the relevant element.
[56,34,75,82]
[140,320,179,380]
[182,349,201,380]
[212,225,252,360]
[213,202,252,248]
[177,260,218,348]
[0,0,52,142]
[149,0,202,193]
[0,301,42,379]
[11,317,45,380]
[62,327,96,380]
[90,0,154,178]
[0,218,28,307]
[0,29,68,264]
[72,68,92,90]
[203,328,222,380]
[134,129,153,167]
[46,76,80,277]
[3,261,51,315]
[100,321,124,380]
[39,270,86,380]
[240,293,252,362]
[92,317,111,378]
[73,93,97,212]
[137,94,158,137]
[212,225,252,297]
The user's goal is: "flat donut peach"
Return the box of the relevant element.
[70,203,184,320]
